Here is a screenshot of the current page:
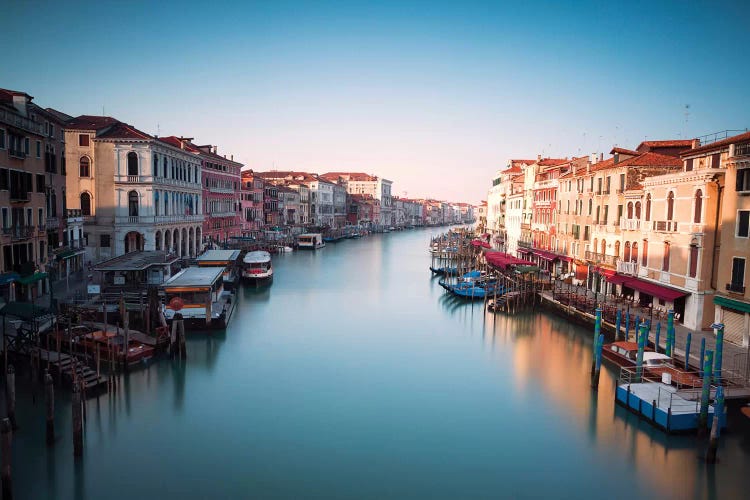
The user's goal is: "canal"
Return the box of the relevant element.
[9,228,750,499]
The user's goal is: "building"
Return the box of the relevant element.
[278,185,300,226]
[159,137,242,249]
[64,116,203,261]
[319,172,393,226]
[0,89,51,298]
[240,171,264,238]
[347,193,379,226]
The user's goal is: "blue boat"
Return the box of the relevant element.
[430,266,458,275]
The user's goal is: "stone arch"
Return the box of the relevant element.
[155,229,162,251]
[163,229,171,253]
[124,231,143,253]
[127,151,139,176]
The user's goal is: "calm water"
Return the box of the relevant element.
[9,228,750,499]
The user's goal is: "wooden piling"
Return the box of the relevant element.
[684,332,692,370]
[1,418,12,500]
[705,385,725,463]
[178,317,186,360]
[72,383,83,458]
[698,350,714,433]
[591,333,604,390]
[591,308,602,377]
[45,372,54,446]
[5,365,17,430]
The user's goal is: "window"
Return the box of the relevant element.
[100,234,111,248]
[689,242,699,278]
[38,208,43,226]
[730,258,746,290]
[645,194,651,221]
[588,199,592,215]
[600,239,606,255]
[627,202,633,219]
[736,169,750,192]
[614,241,620,257]
[603,205,609,224]
[128,190,139,216]
[662,242,670,271]
[36,174,45,193]
[153,155,159,176]
[712,153,721,169]
[79,156,90,177]
[24,137,30,154]
[78,134,90,147]
[584,226,590,241]
[605,176,611,194]
[595,206,600,224]
[619,173,625,191]
[0,129,5,149]
[597,178,602,194]
[642,240,648,267]
[694,190,703,223]
[617,204,623,224]
[737,210,750,237]
[127,152,138,176]
[631,242,638,263]
[80,192,91,216]
[685,158,693,172]
[667,192,674,220]
[36,141,41,158]
[624,241,631,261]
[635,201,641,219]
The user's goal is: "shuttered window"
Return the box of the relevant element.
[712,153,721,168]
[685,158,693,171]
[731,258,746,287]
[722,308,746,346]
[738,210,750,238]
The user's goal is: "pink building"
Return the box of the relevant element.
[160,137,242,248]
[240,170,264,238]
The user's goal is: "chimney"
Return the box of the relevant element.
[692,138,701,149]
[599,153,603,162]
[537,154,542,162]
[589,153,598,165]
[231,154,234,161]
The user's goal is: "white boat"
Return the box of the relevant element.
[242,251,273,284]
[297,233,325,250]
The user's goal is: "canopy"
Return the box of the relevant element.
[606,273,630,285]
[620,276,686,302]
[485,251,535,270]
[532,249,561,261]
[470,239,492,249]
[0,272,19,286]
[17,272,47,285]
[714,295,750,314]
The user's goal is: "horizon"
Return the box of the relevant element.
[3,0,749,203]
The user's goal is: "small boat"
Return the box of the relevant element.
[242,251,273,284]
[297,233,325,250]
[429,266,458,276]
[602,341,701,387]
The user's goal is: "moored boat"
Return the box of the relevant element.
[297,233,325,250]
[602,341,701,387]
[162,266,235,329]
[242,251,273,284]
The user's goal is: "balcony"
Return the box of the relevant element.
[585,251,617,266]
[2,225,36,241]
[617,260,638,275]
[726,283,746,294]
[45,216,60,230]
[209,186,235,194]
[209,211,237,218]
[8,149,26,160]
[653,220,678,232]
[533,179,558,190]
[620,219,641,231]
[518,240,532,248]
[115,214,204,225]
[115,175,201,190]
[9,190,30,203]
[534,200,551,207]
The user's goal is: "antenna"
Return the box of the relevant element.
[157,123,160,136]
[684,104,690,138]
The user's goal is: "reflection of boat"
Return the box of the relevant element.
[603,342,701,387]
[429,266,457,275]
[242,251,273,284]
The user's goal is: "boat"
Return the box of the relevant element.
[602,341,701,387]
[196,250,241,291]
[242,251,273,284]
[297,233,325,250]
[429,266,458,276]
[162,266,235,329]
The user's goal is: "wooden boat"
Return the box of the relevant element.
[602,341,701,387]
[242,251,273,284]
[52,325,154,366]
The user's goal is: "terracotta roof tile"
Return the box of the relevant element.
[637,140,693,149]
[538,158,568,166]
[682,131,750,156]
[66,115,120,130]
[616,152,681,168]
[610,147,639,156]
[96,122,152,140]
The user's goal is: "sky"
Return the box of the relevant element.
[3,0,749,203]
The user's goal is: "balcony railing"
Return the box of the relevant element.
[2,225,36,241]
[518,240,532,248]
[617,260,638,275]
[653,220,678,232]
[46,217,60,230]
[726,283,746,294]
[209,186,235,194]
[115,175,201,189]
[8,149,26,160]
[620,219,641,231]
[0,108,43,134]
[115,214,204,225]
[585,251,617,266]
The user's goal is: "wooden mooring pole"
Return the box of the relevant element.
[45,371,54,446]
[591,333,604,390]
[705,385,725,464]
[5,365,17,430]
[72,383,83,458]
[1,418,12,500]
[698,350,714,434]
[590,308,602,377]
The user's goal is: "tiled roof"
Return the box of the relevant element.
[96,122,152,140]
[503,165,522,174]
[320,172,377,182]
[0,88,32,102]
[616,152,682,168]
[682,131,750,156]
[538,158,568,166]
[637,140,693,150]
[66,115,120,130]
[610,147,639,156]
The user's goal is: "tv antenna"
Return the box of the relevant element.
[684,104,690,138]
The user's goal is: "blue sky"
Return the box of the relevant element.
[3,0,749,202]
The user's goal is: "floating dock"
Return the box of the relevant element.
[615,382,725,433]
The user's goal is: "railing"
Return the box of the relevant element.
[585,251,617,266]
[209,186,235,194]
[0,108,43,134]
[8,149,26,159]
[734,142,750,157]
[517,240,532,248]
[533,179,558,190]
[115,214,205,224]
[620,219,641,231]
[617,260,638,275]
[115,175,201,189]
[210,211,237,218]
[697,129,747,146]
[534,200,551,207]
[3,225,36,240]
[653,220,678,232]
[726,283,746,294]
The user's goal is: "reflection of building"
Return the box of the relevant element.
[64,116,204,261]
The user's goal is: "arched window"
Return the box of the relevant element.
[153,154,159,176]
[631,242,638,263]
[614,240,620,257]
[593,238,598,256]
[80,192,91,216]
[694,190,703,223]
[79,156,90,177]
[635,201,641,219]
[154,191,160,216]
[645,194,652,221]
[128,190,139,217]
[600,239,606,255]
[624,241,631,262]
[50,191,57,217]
[127,152,138,176]
[667,192,674,220]
[163,157,168,178]
[627,202,633,219]
[663,242,670,271]
[642,240,648,267]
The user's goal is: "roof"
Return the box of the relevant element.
[158,136,243,166]
[243,251,271,264]
[196,250,240,263]
[0,88,32,103]
[610,147,639,156]
[537,158,568,166]
[616,152,682,168]
[643,352,671,361]
[94,251,179,272]
[163,267,224,288]
[637,140,693,151]
[96,121,152,140]
[320,172,378,182]
[682,131,750,156]
[65,115,120,130]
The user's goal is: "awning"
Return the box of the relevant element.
[0,272,19,286]
[517,248,532,254]
[607,273,630,285]
[623,276,686,302]
[714,295,750,314]
[16,272,48,285]
[485,251,535,270]
[470,239,491,248]
[533,249,561,261]
[558,255,573,263]
[56,249,85,260]
[593,267,616,278]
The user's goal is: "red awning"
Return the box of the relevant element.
[621,276,687,302]
[471,239,492,248]
[533,249,561,261]
[485,251,535,270]
[607,273,630,285]
[593,267,616,278]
